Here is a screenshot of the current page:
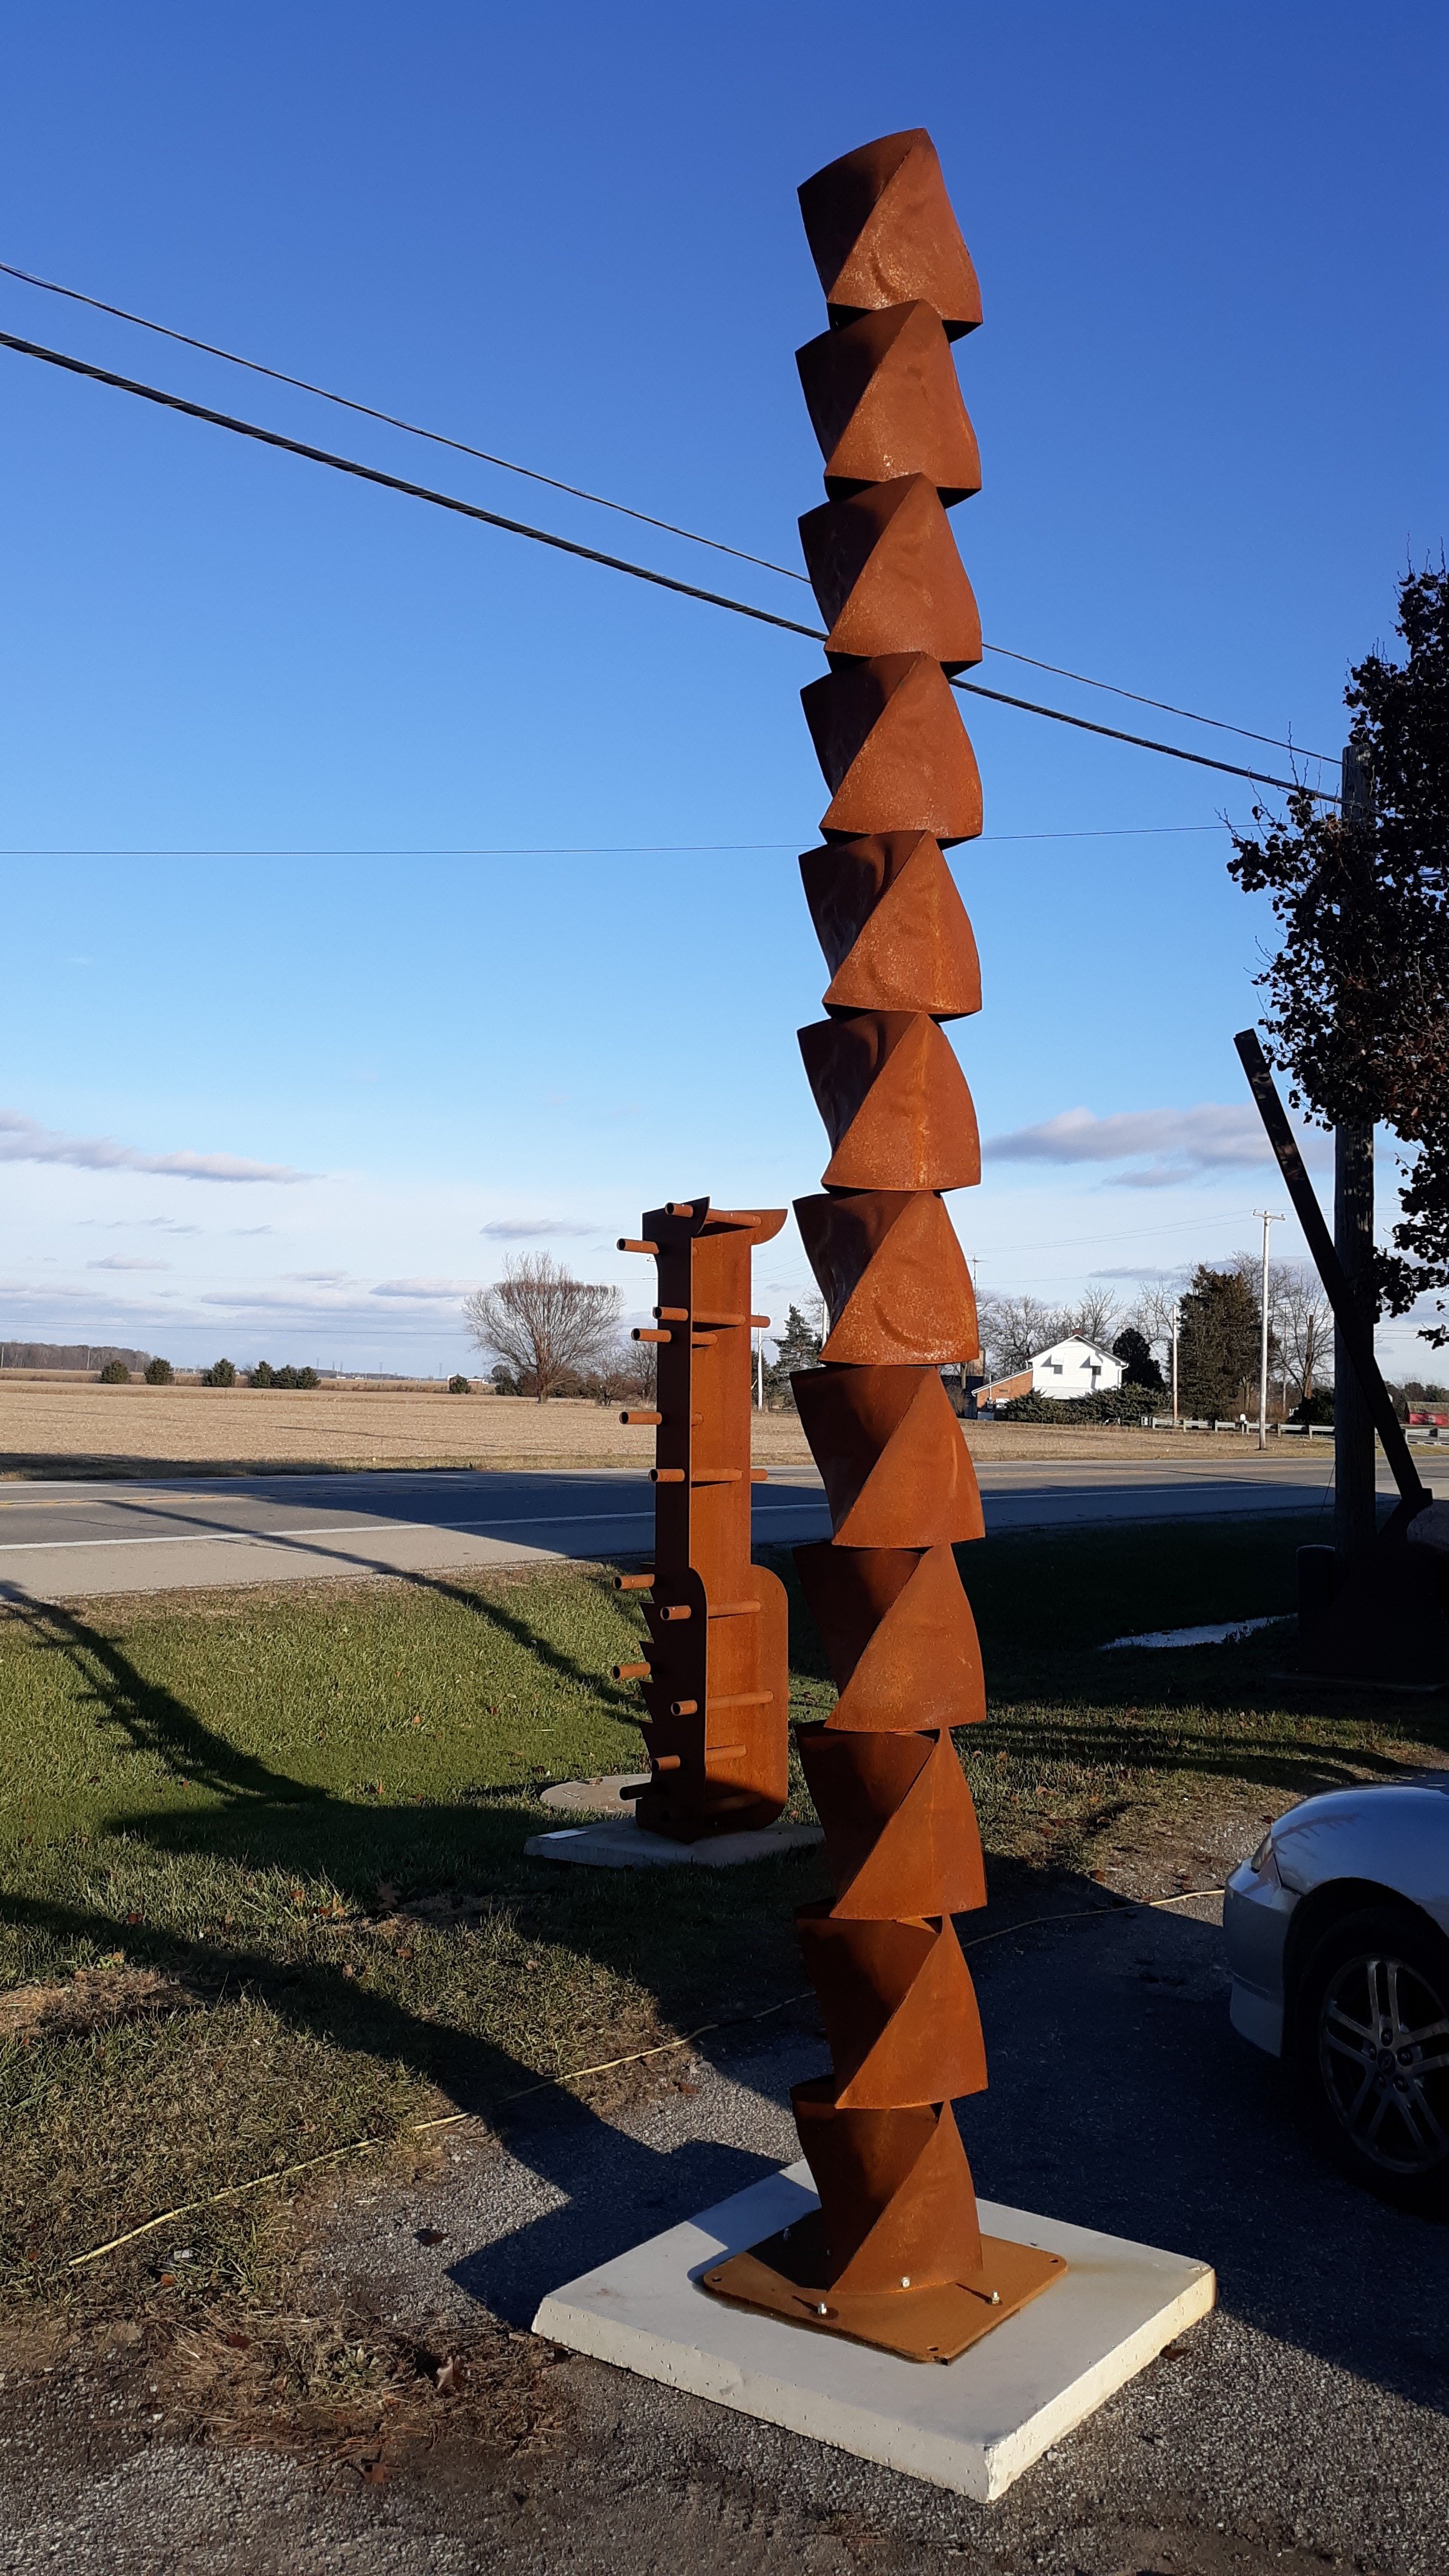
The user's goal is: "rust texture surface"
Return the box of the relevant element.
[706,127,1064,2361]
[614,1198,789,1842]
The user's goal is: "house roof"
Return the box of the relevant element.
[1030,1337,1121,1367]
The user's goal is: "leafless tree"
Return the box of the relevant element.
[1064,1287,1123,1352]
[975,1294,1068,1380]
[1125,1279,1186,1381]
[613,1334,659,1404]
[1270,1259,1334,1405]
[463,1257,622,1402]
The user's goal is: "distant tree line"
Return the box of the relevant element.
[0,1342,154,1371]
[975,1257,1335,1425]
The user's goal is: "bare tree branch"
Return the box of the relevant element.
[462,1256,622,1402]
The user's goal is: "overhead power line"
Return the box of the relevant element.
[0,256,795,587]
[0,329,818,642]
[0,327,1338,804]
[975,642,1335,765]
[948,678,1332,798]
[1,256,1337,767]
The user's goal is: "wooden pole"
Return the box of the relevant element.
[1334,743,1378,1557]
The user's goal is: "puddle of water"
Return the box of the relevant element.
[1100,1615,1284,1652]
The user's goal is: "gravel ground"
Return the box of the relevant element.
[3,1890,1445,2574]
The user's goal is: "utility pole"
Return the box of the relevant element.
[1336,741,1378,1555]
[1254,1209,1284,1448]
[1171,1302,1179,1428]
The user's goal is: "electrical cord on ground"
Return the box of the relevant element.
[64,1886,1221,2270]
[0,255,1338,767]
[0,328,1337,803]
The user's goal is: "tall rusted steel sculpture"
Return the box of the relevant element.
[705,130,1065,2361]
[614,1199,790,1840]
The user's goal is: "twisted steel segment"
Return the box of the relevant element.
[704,128,1065,2361]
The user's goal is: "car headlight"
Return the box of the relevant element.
[1247,1832,1280,1881]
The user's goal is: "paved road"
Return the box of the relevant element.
[0,1463,1423,1597]
[0,1452,1438,1600]
[0,1442,1433,1597]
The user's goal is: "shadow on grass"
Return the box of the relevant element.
[6,1561,1448,2398]
[0,1882,791,2312]
[0,1589,322,1808]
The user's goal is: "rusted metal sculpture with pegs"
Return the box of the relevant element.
[703,130,1066,2364]
[613,1198,790,1841]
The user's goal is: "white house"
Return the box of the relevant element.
[973,1337,1126,1413]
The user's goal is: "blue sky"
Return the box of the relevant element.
[1,4,1445,1373]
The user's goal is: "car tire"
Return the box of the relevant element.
[1294,1905,1449,2213]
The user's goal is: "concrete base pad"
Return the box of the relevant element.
[534,2160,1214,2500]
[538,1773,643,1816]
[524,1818,823,1869]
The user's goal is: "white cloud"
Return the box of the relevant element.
[87,1256,171,1272]
[982,1103,1328,1188]
[479,1218,594,1239]
[196,1276,472,1319]
[0,1106,312,1185]
[371,1278,474,1301]
[202,1284,363,1312]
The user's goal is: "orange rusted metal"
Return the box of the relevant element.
[614,1198,789,1842]
[800,477,982,670]
[797,301,983,503]
[801,654,983,844]
[800,832,982,1018]
[703,129,1066,2362]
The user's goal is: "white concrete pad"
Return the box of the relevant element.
[539,1773,642,1816]
[524,1818,824,1869]
[534,2160,1214,2500]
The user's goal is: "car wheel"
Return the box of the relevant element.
[1295,1905,1449,2212]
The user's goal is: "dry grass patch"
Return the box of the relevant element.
[0,1383,815,1476]
[0,1963,199,2042]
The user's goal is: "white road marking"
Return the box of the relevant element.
[0,1502,828,1556]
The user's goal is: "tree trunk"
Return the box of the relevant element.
[1334,1120,1377,1555]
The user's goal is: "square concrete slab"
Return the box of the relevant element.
[534,2160,1214,2500]
[524,1819,824,1869]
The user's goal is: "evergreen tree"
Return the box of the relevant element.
[1176,1267,1261,1419]
[765,1303,823,1408]
[1111,1326,1163,1392]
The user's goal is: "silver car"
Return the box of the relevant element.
[1224,1773,1449,2208]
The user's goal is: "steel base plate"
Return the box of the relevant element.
[700,2209,1066,2363]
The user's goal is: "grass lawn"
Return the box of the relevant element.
[2,1514,1445,2323]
